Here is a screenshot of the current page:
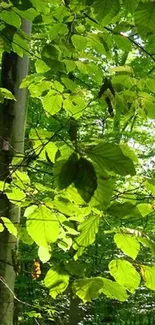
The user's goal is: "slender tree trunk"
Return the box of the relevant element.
[69,294,81,325]
[0,19,31,325]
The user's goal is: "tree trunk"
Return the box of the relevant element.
[69,294,81,325]
[0,19,32,325]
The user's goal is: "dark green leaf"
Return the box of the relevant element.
[107,202,141,219]
[74,158,97,202]
[55,153,78,190]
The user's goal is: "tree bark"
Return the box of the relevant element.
[0,19,32,325]
[69,294,81,325]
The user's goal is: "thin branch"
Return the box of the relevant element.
[84,13,155,63]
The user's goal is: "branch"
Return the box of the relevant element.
[84,13,155,63]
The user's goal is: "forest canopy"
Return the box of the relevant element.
[0,0,155,324]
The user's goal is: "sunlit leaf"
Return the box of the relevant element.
[44,268,69,298]
[72,277,103,302]
[42,92,63,115]
[114,233,140,259]
[38,246,51,263]
[101,278,128,301]
[0,224,4,232]
[26,205,60,247]
[141,265,155,291]
[88,142,136,176]
[73,215,100,259]
[1,217,17,237]
[72,34,87,50]
[0,10,21,28]
[109,259,141,293]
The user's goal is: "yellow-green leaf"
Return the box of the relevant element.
[114,233,140,259]
[1,217,17,237]
[26,205,60,247]
[44,268,69,298]
[109,259,141,293]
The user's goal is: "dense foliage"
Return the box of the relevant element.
[0,0,155,324]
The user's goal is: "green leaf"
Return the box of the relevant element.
[42,91,63,115]
[12,171,30,190]
[138,91,155,119]
[6,187,26,204]
[42,44,61,61]
[112,75,133,89]
[87,34,107,55]
[88,142,136,176]
[74,158,97,203]
[53,81,64,93]
[54,153,78,190]
[113,35,132,52]
[0,88,16,101]
[90,177,114,210]
[72,277,103,302]
[114,233,140,259]
[73,215,100,259]
[1,217,17,237]
[144,179,155,196]
[146,78,155,93]
[14,8,38,21]
[109,259,141,293]
[13,170,30,184]
[101,278,128,301]
[12,32,29,57]
[66,186,86,205]
[63,95,86,119]
[137,203,153,217]
[93,0,120,25]
[45,142,58,163]
[71,34,87,50]
[0,224,4,232]
[0,1,12,9]
[120,143,138,163]
[110,66,133,74]
[65,261,85,277]
[134,3,155,36]
[58,237,72,251]
[38,246,51,263]
[138,237,155,255]
[26,205,60,247]
[76,61,103,84]
[122,0,140,13]
[49,22,68,40]
[141,265,155,291]
[0,10,21,28]
[44,268,69,298]
[107,202,141,219]
[61,77,77,92]
[53,195,87,218]
[63,60,76,73]
[18,227,34,245]
[30,0,50,14]
[35,60,50,73]
[62,220,79,236]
